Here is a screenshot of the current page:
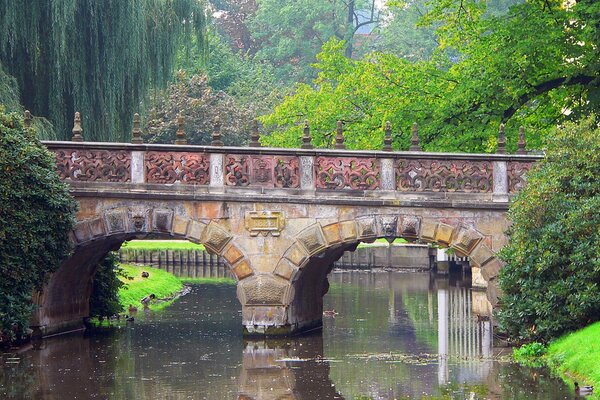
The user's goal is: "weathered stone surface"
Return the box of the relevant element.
[152,209,173,233]
[481,258,503,281]
[274,259,298,281]
[231,259,254,280]
[284,243,309,267]
[187,220,207,242]
[322,223,341,245]
[486,278,502,307]
[400,216,420,238]
[89,218,106,238]
[223,244,244,265]
[471,266,487,288]
[244,211,285,237]
[296,224,327,255]
[172,215,189,236]
[356,216,378,239]
[451,225,483,255]
[378,215,399,238]
[201,222,232,253]
[339,220,357,241]
[420,220,437,241]
[240,275,290,306]
[469,244,495,267]
[73,221,92,243]
[104,209,127,234]
[435,223,454,244]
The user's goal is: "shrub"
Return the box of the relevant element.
[89,253,126,318]
[498,117,600,343]
[0,108,77,341]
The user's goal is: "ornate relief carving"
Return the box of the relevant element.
[315,157,380,190]
[202,223,233,253]
[379,216,398,239]
[400,216,420,238]
[54,149,131,182]
[395,159,492,192]
[356,217,378,239]
[145,152,210,184]
[296,225,326,255]
[451,225,483,255]
[240,275,289,305]
[508,161,533,193]
[104,209,127,233]
[225,155,300,188]
[245,211,285,237]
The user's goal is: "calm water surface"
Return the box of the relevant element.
[1,271,574,399]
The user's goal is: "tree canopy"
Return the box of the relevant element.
[0,0,208,142]
[0,108,77,342]
[260,0,599,152]
[498,117,600,343]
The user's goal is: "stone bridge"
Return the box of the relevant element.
[34,136,539,337]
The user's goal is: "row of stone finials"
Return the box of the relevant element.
[23,110,527,155]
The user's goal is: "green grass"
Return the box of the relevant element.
[545,321,600,395]
[357,238,408,248]
[118,264,184,311]
[121,240,205,251]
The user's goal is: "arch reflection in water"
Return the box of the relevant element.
[239,337,343,400]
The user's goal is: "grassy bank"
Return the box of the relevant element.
[118,264,184,311]
[121,240,205,251]
[545,321,600,393]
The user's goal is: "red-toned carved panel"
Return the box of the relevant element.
[225,155,300,188]
[395,160,492,192]
[54,149,131,182]
[145,152,210,184]
[316,157,380,190]
[508,161,533,193]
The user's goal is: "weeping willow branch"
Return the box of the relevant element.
[0,0,208,141]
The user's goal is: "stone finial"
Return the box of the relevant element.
[497,123,506,154]
[211,116,224,146]
[249,119,261,147]
[409,122,421,151]
[131,113,143,144]
[24,110,32,129]
[72,112,83,142]
[517,126,527,154]
[175,114,187,145]
[334,120,346,149]
[301,120,313,149]
[383,121,393,151]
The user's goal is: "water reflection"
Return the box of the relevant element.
[1,272,573,399]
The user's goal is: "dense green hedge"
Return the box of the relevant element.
[89,253,125,319]
[0,108,77,341]
[498,117,600,343]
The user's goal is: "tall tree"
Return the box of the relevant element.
[0,0,208,142]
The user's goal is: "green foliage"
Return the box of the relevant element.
[89,253,126,318]
[260,0,599,152]
[498,117,600,343]
[0,108,76,341]
[117,264,183,311]
[513,342,547,367]
[0,0,208,142]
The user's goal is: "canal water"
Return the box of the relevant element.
[1,271,573,399]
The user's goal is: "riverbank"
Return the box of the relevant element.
[545,321,600,395]
[118,264,184,311]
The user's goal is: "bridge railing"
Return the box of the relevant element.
[42,141,539,197]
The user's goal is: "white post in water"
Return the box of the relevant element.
[438,287,449,385]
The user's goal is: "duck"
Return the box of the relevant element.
[128,304,138,313]
[574,382,593,395]
[323,309,338,317]
[125,316,135,322]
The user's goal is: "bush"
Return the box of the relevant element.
[498,117,600,343]
[89,253,126,318]
[513,342,547,367]
[0,108,77,341]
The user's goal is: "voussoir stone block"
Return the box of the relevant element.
[451,225,483,255]
[469,243,495,267]
[284,243,309,267]
[89,217,106,238]
[201,222,232,253]
[240,275,290,306]
[274,259,298,281]
[172,215,189,236]
[222,244,244,265]
[378,215,399,238]
[73,221,92,243]
[231,259,254,280]
[152,209,174,233]
[420,220,438,241]
[322,223,341,245]
[187,220,207,243]
[104,209,127,234]
[356,216,378,239]
[400,216,420,238]
[435,223,454,244]
[339,220,357,241]
[296,224,327,255]
[481,258,503,281]
[486,278,503,307]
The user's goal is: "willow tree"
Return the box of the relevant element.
[0,0,207,142]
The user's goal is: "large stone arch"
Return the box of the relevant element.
[239,214,505,336]
[32,206,256,337]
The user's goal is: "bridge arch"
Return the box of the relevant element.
[238,214,504,335]
[32,206,256,337]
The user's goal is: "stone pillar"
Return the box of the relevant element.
[380,158,395,190]
[209,153,224,190]
[131,151,145,184]
[299,155,315,190]
[492,161,508,202]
